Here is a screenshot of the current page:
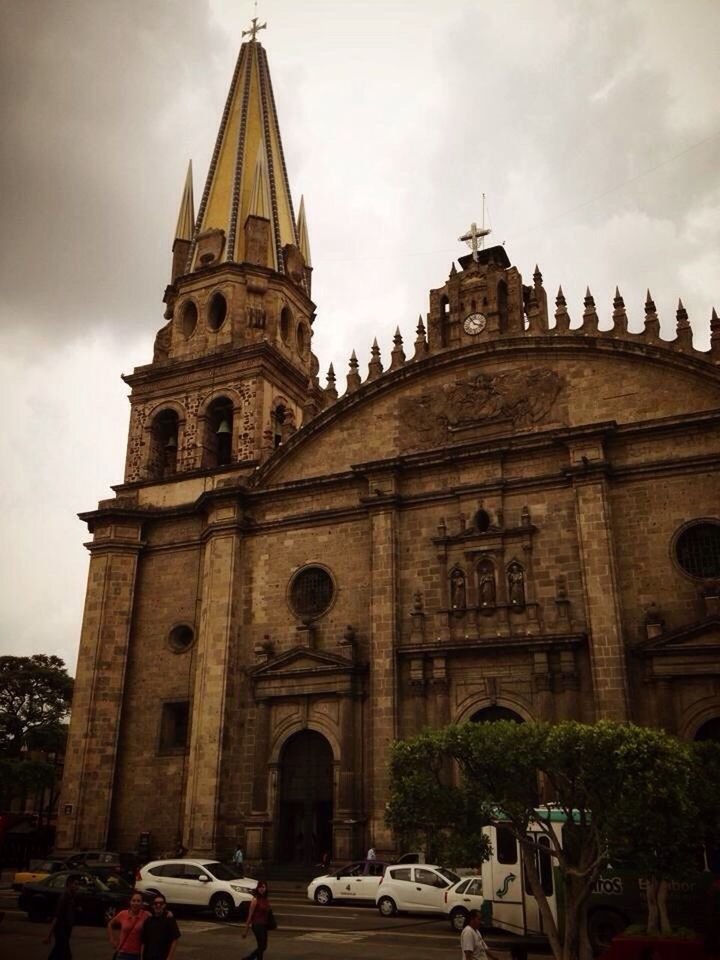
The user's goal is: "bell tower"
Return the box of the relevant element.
[122,26,321,486]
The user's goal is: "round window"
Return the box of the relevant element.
[675,521,720,579]
[168,623,195,653]
[289,565,335,620]
[208,292,227,331]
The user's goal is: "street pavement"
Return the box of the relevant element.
[0,883,551,959]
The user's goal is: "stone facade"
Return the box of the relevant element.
[56,40,720,864]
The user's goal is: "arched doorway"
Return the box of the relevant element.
[277,730,333,864]
[470,705,524,723]
[695,717,720,742]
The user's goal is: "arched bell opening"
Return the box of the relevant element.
[202,396,234,468]
[148,409,181,479]
[276,730,334,864]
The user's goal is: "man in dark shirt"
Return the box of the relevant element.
[141,893,181,960]
[44,874,81,960]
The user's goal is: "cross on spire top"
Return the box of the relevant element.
[242,16,267,42]
[459,194,492,262]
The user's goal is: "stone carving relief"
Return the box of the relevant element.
[399,368,564,450]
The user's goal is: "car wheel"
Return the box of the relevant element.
[450,907,468,932]
[378,896,397,917]
[314,886,333,906]
[587,909,628,955]
[211,893,235,921]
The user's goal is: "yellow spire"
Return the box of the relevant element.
[188,34,299,272]
[174,160,195,242]
[297,195,312,268]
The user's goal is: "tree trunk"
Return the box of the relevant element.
[646,876,660,935]
[522,844,563,959]
[657,878,671,935]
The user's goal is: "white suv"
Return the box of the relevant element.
[376,864,461,917]
[136,859,256,920]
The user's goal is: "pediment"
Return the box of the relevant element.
[251,645,361,679]
[635,617,720,657]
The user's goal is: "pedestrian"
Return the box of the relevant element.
[109,889,149,959]
[43,873,80,960]
[141,892,181,960]
[366,846,376,860]
[232,842,244,875]
[242,879,273,960]
[460,909,502,960]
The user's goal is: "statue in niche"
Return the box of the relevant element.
[450,569,467,610]
[508,562,526,607]
[478,561,496,607]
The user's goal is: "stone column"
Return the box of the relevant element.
[569,446,629,721]
[56,518,144,851]
[367,497,398,852]
[183,499,242,856]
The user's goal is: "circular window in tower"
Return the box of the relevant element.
[674,520,720,579]
[168,623,195,653]
[288,565,335,620]
[280,306,292,343]
[208,292,227,331]
[180,299,198,338]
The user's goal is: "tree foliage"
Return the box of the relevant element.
[386,720,713,960]
[0,655,73,757]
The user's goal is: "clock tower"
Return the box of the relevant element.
[427,244,533,350]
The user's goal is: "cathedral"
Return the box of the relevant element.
[57,26,720,864]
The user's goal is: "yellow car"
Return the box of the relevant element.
[12,859,66,890]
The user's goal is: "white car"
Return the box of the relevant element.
[375,863,461,916]
[307,859,389,905]
[136,859,256,920]
[444,875,484,931]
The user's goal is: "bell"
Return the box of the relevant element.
[165,434,177,450]
[216,418,231,435]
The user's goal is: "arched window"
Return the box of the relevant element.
[272,403,287,448]
[280,306,292,344]
[450,568,467,610]
[497,281,508,334]
[148,409,180,479]
[475,509,491,533]
[477,559,496,608]
[507,561,526,608]
[440,295,450,347]
[471,706,524,723]
[203,396,233,467]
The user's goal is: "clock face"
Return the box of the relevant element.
[463,312,487,335]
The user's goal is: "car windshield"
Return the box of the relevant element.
[80,873,132,894]
[437,868,461,885]
[204,862,237,881]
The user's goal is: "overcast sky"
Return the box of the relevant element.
[1,0,719,674]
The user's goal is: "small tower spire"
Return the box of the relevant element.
[390,326,406,370]
[583,286,599,333]
[367,338,383,380]
[325,363,338,403]
[171,161,195,282]
[612,286,628,334]
[248,142,272,220]
[346,350,361,394]
[675,298,693,350]
[644,289,660,340]
[413,315,428,361]
[297,195,312,268]
[710,307,720,359]
[554,286,570,333]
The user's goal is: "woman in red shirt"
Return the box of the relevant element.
[242,879,272,959]
[108,889,149,959]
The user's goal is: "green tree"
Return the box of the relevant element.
[386,720,705,960]
[0,655,73,757]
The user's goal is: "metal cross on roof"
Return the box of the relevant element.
[459,221,492,262]
[242,16,267,41]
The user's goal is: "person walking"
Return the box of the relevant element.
[232,843,244,876]
[109,889,149,960]
[460,910,501,960]
[43,873,80,960]
[366,846,376,860]
[242,880,272,960]
[141,893,180,960]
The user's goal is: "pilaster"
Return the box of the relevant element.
[56,519,144,851]
[183,498,243,856]
[567,441,629,720]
